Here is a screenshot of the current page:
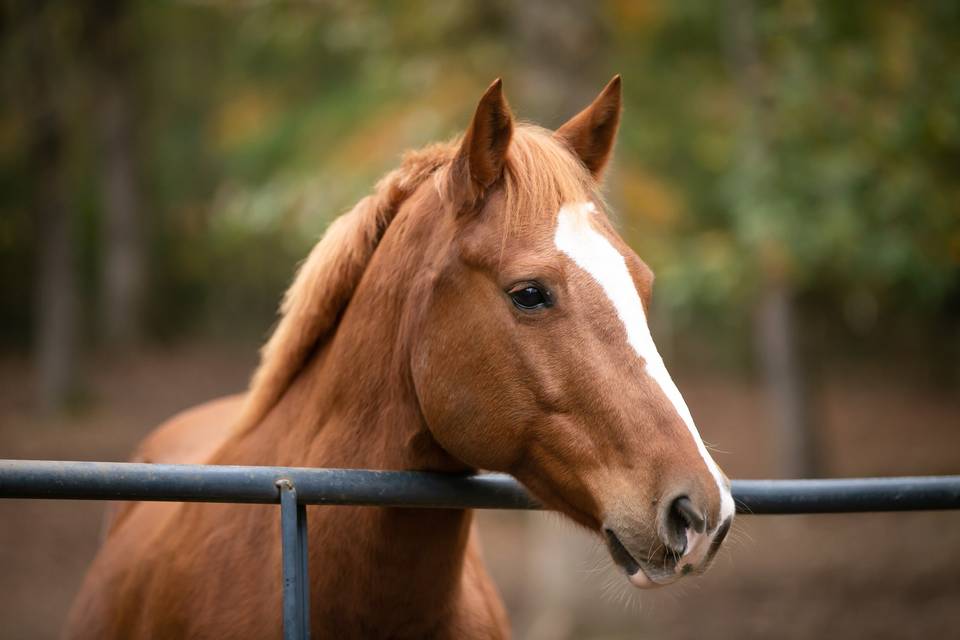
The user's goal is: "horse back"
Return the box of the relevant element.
[132,394,244,465]
[101,395,244,536]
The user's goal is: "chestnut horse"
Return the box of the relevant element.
[67,77,733,638]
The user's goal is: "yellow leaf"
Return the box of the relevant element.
[617,163,685,227]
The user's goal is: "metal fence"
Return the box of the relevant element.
[2,459,959,639]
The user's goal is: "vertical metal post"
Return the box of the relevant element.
[278,479,310,640]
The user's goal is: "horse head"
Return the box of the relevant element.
[411,77,734,588]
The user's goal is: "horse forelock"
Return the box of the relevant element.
[502,124,599,230]
[437,124,600,233]
[236,125,597,434]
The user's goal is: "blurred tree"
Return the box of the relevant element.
[87,0,145,347]
[506,0,607,119]
[0,0,957,425]
[614,0,960,475]
[16,1,79,412]
[724,0,817,477]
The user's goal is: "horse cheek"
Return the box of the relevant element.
[411,308,523,472]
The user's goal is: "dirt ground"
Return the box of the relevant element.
[1,344,958,639]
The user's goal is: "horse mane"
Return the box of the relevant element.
[235,143,453,433]
[237,125,596,433]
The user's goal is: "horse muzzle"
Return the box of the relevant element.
[603,495,733,589]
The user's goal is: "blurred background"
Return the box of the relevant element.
[1,1,958,638]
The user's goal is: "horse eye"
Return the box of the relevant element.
[509,284,551,311]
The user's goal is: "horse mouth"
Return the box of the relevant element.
[603,516,733,589]
[603,528,673,590]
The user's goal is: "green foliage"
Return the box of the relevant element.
[615,1,960,328]
[0,0,957,347]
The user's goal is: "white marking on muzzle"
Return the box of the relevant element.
[554,202,735,527]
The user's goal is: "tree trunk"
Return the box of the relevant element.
[23,2,77,412]
[506,0,605,120]
[724,0,818,477]
[755,282,818,477]
[92,0,144,347]
[34,136,76,413]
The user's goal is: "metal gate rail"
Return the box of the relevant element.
[3,459,960,640]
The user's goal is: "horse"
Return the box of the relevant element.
[66,76,734,639]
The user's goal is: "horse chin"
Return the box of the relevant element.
[604,527,680,590]
[627,563,683,589]
[627,567,664,589]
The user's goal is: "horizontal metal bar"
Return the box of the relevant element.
[1,460,959,514]
[0,460,538,509]
[731,476,960,514]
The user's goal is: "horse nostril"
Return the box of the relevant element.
[675,496,707,533]
[712,518,731,549]
[668,495,707,540]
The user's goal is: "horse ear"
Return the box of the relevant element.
[453,78,514,203]
[555,75,622,180]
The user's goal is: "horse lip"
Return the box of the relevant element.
[603,528,641,576]
[604,527,673,589]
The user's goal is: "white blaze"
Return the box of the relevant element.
[554,202,734,526]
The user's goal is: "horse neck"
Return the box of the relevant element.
[216,196,475,624]
[222,186,462,472]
